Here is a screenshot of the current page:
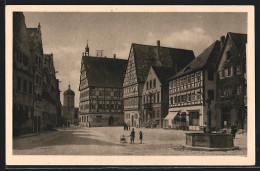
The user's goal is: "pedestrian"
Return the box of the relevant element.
[139,131,143,144]
[130,128,135,144]
[231,125,237,139]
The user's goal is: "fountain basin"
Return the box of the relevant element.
[185,133,238,151]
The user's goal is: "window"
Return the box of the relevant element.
[23,80,27,93]
[17,76,21,91]
[96,116,102,123]
[187,76,191,84]
[143,96,145,103]
[146,82,148,89]
[105,91,110,96]
[208,90,214,100]
[226,51,231,60]
[236,84,242,95]
[188,94,191,101]
[150,80,152,89]
[236,65,241,74]
[191,75,194,83]
[29,81,32,94]
[157,93,160,103]
[170,97,173,104]
[174,96,177,104]
[208,70,214,81]
[23,56,28,66]
[191,93,195,101]
[227,67,232,76]
[221,70,225,77]
[153,79,156,88]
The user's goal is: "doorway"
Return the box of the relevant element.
[131,115,134,126]
[108,116,114,126]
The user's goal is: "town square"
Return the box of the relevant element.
[10,8,251,160]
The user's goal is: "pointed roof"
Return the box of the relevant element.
[151,66,176,84]
[131,43,195,83]
[227,32,247,56]
[82,56,128,88]
[215,32,247,70]
[170,40,221,80]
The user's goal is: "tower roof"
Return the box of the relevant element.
[64,84,75,96]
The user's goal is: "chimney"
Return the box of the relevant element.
[113,54,116,59]
[156,40,162,66]
[157,40,160,47]
[220,36,225,49]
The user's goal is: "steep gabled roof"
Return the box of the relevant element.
[132,43,195,83]
[228,32,247,56]
[151,66,176,84]
[82,56,128,88]
[170,40,221,80]
[215,32,247,70]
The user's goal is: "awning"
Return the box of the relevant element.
[164,111,178,120]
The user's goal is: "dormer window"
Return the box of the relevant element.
[226,51,231,60]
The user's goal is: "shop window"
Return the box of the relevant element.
[189,112,199,126]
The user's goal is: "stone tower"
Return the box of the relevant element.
[63,84,75,108]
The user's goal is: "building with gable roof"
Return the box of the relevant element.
[79,43,128,127]
[123,40,195,127]
[141,66,176,128]
[13,12,34,135]
[167,38,222,130]
[13,12,61,135]
[215,32,247,130]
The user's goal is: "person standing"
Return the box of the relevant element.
[139,131,143,144]
[231,125,237,139]
[130,128,135,144]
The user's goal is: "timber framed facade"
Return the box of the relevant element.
[123,41,195,127]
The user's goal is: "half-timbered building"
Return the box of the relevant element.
[123,41,195,127]
[215,32,247,130]
[168,39,222,130]
[79,45,128,127]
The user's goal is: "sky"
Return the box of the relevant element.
[23,12,247,107]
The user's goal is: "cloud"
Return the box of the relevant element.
[162,27,214,56]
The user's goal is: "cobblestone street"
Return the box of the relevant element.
[13,126,247,156]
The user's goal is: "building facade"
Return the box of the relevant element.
[215,32,247,130]
[79,44,128,127]
[141,66,175,128]
[13,12,34,136]
[168,39,222,130]
[13,12,61,135]
[123,41,195,127]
